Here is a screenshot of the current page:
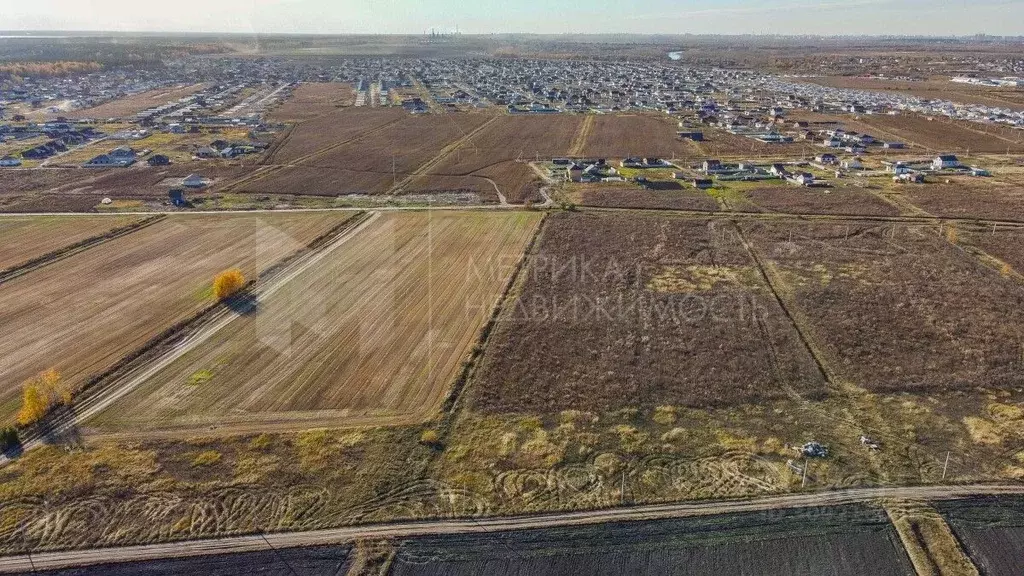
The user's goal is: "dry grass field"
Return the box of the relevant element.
[0,212,352,422]
[573,185,719,211]
[734,186,900,216]
[471,211,825,415]
[901,179,1024,222]
[265,82,356,122]
[741,219,1024,394]
[87,211,542,435]
[0,214,144,271]
[63,84,208,120]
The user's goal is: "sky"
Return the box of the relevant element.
[0,0,1020,36]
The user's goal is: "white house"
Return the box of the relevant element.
[183,173,208,188]
[841,158,863,170]
[933,155,960,170]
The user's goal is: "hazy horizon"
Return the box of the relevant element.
[1,0,1021,37]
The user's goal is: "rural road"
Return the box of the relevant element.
[1,483,1022,572]
[2,212,383,459]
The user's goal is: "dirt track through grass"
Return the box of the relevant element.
[87,210,543,435]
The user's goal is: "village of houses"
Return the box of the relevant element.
[1,54,1019,207]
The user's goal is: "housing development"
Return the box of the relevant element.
[2,32,1024,575]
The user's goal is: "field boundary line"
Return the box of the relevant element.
[0,214,167,285]
[389,116,501,194]
[439,212,548,418]
[567,114,595,157]
[2,484,1023,573]
[732,221,837,387]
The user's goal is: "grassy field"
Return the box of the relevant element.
[0,212,352,423]
[0,215,143,271]
[86,211,543,436]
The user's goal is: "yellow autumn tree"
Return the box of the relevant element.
[39,368,71,405]
[213,268,245,300]
[16,382,47,426]
[15,368,66,426]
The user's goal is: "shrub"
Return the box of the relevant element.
[0,427,20,452]
[16,383,48,426]
[419,429,441,447]
[192,450,222,467]
[212,268,245,300]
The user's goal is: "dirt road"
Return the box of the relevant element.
[2,483,1021,573]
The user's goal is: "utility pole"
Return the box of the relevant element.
[801,457,808,488]
[942,451,951,480]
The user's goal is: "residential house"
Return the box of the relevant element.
[815,153,838,165]
[933,155,961,169]
[566,163,584,182]
[85,154,118,167]
[692,178,713,189]
[147,154,171,166]
[183,173,208,188]
[702,159,722,173]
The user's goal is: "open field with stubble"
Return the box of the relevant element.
[0,214,143,271]
[0,212,352,423]
[87,210,543,436]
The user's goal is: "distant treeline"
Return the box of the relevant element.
[0,38,231,70]
[0,60,102,78]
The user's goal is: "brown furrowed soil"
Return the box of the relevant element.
[901,179,1024,222]
[87,211,542,435]
[266,108,406,165]
[471,211,825,414]
[302,113,493,175]
[575,186,719,211]
[579,114,700,159]
[265,82,356,122]
[741,219,1024,394]
[854,114,1024,154]
[63,84,208,120]
[0,215,144,271]
[391,505,915,576]
[0,169,93,195]
[239,166,396,196]
[0,212,352,423]
[428,115,582,174]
